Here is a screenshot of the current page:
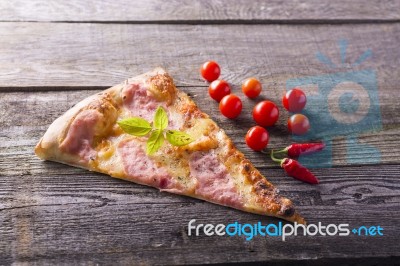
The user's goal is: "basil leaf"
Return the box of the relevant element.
[154,106,168,130]
[117,117,152,136]
[146,129,164,155]
[166,130,194,146]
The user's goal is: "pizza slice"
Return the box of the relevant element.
[35,68,305,224]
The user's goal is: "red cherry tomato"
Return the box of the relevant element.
[288,114,310,135]
[245,126,269,151]
[252,101,279,127]
[282,88,307,112]
[242,78,262,98]
[200,61,220,82]
[219,94,242,119]
[208,80,231,102]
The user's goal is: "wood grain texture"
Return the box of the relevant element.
[0,0,399,22]
[1,89,399,168]
[0,87,399,263]
[1,88,399,263]
[0,154,399,264]
[0,125,399,264]
[0,23,399,88]
[0,2,399,263]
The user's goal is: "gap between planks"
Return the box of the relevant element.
[0,85,205,92]
[1,19,400,25]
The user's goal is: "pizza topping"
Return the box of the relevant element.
[165,130,194,146]
[189,151,243,208]
[59,109,100,162]
[146,129,164,155]
[122,83,164,121]
[118,106,194,155]
[118,139,178,191]
[117,117,152,136]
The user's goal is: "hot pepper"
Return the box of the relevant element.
[271,150,319,184]
[273,142,325,158]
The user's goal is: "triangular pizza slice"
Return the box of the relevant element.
[35,68,305,224]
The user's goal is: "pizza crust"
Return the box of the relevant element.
[35,86,117,167]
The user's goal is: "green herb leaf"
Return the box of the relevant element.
[146,129,164,155]
[117,117,152,136]
[154,106,168,130]
[119,106,195,153]
[166,130,194,146]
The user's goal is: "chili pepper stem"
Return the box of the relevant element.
[273,148,289,155]
[270,150,284,164]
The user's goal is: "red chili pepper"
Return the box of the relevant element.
[274,142,325,158]
[271,150,319,184]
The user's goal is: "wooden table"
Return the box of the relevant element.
[1,1,399,265]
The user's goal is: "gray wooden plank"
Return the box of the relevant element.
[0,157,399,263]
[0,21,399,264]
[1,89,399,167]
[0,0,399,22]
[0,23,399,89]
[1,90,399,263]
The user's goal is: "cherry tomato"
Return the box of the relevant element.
[219,94,242,119]
[288,114,310,135]
[242,78,262,98]
[208,80,231,102]
[282,88,307,112]
[245,126,269,151]
[252,101,279,127]
[200,61,220,82]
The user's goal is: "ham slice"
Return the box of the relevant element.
[59,109,100,162]
[122,83,161,121]
[189,151,243,208]
[118,139,182,193]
